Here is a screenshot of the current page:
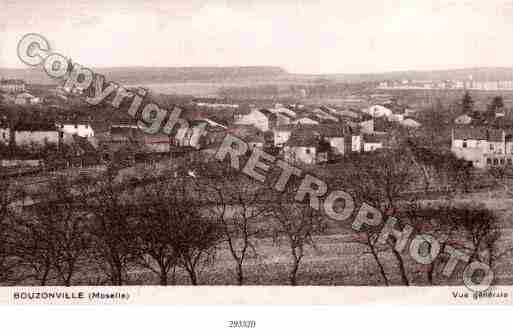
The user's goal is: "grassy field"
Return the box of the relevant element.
[87,191,513,286]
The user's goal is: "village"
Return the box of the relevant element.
[1,74,513,288]
[1,76,422,172]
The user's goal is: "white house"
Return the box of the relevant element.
[319,124,349,155]
[292,117,319,125]
[15,92,40,105]
[451,127,513,168]
[270,106,297,118]
[12,123,61,147]
[273,125,293,147]
[58,123,95,138]
[0,126,9,145]
[235,109,271,132]
[400,118,421,128]
[362,134,384,152]
[454,114,473,125]
[283,129,322,165]
[313,108,339,122]
[352,135,362,152]
[364,105,393,118]
[0,79,25,93]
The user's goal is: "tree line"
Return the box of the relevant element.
[0,151,507,286]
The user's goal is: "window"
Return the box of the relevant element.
[462,140,467,148]
[305,148,311,154]
[508,159,512,166]
[487,158,492,165]
[493,159,499,165]
[500,158,505,165]
[490,144,494,150]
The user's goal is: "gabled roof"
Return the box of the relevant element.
[286,128,319,147]
[110,125,141,137]
[274,124,296,131]
[363,134,385,144]
[13,122,57,131]
[0,79,24,85]
[317,124,347,137]
[453,127,492,141]
[271,107,297,118]
[16,92,36,99]
[72,135,97,154]
[488,129,503,142]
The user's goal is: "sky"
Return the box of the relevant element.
[1,0,513,74]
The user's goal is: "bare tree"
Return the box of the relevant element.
[346,150,415,285]
[12,176,90,286]
[132,170,221,286]
[0,176,22,284]
[81,167,136,285]
[269,193,326,285]
[196,162,266,285]
[175,212,221,285]
[452,204,500,267]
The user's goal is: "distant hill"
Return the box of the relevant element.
[3,66,513,86]
[0,66,289,85]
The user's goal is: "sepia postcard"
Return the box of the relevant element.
[1,0,513,307]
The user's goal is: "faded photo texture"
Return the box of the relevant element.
[1,0,513,296]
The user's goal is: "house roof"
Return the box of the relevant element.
[110,125,141,137]
[452,127,503,141]
[0,79,24,85]
[16,92,35,99]
[286,129,319,147]
[13,122,57,131]
[228,124,263,139]
[363,133,385,144]
[271,107,297,118]
[274,124,296,131]
[488,129,503,142]
[72,135,97,154]
[317,124,347,137]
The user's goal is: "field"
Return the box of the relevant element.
[26,189,507,287]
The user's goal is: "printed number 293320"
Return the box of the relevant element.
[228,320,256,328]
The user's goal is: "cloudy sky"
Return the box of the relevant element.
[1,0,513,74]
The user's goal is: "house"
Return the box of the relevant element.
[60,135,101,168]
[57,122,95,138]
[454,114,473,125]
[362,134,384,152]
[450,127,513,168]
[270,106,297,119]
[109,125,141,145]
[235,108,271,132]
[292,117,319,125]
[14,92,40,105]
[12,122,61,147]
[0,121,9,145]
[318,124,351,155]
[363,105,393,118]
[336,109,361,120]
[141,133,173,153]
[283,128,322,165]
[359,117,375,134]
[245,132,266,150]
[0,79,25,93]
[175,120,210,149]
[272,125,295,147]
[312,108,339,122]
[400,118,421,128]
